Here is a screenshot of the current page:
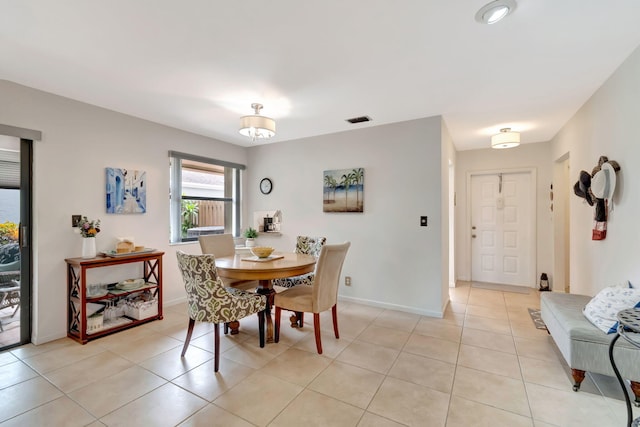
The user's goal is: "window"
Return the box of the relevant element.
[169,151,245,243]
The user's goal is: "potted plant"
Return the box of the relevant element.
[243,227,258,247]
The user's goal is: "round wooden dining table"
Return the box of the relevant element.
[215,252,316,342]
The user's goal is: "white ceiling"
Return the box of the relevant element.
[2,1,640,150]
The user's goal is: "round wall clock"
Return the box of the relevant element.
[260,178,273,194]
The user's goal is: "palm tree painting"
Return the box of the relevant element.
[323,168,364,212]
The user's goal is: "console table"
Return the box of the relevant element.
[65,251,164,344]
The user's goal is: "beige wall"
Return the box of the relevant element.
[0,80,248,343]
[247,117,448,317]
[550,45,640,295]
[1,80,451,343]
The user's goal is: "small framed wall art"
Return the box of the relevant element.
[105,167,147,214]
[323,168,364,213]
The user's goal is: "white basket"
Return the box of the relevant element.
[125,298,158,320]
[87,313,104,334]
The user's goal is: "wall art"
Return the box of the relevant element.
[323,168,364,213]
[106,167,146,214]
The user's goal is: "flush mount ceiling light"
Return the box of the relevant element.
[239,103,276,141]
[475,0,516,24]
[491,128,520,149]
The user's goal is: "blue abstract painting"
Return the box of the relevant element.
[106,167,146,214]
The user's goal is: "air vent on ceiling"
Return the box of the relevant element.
[346,116,371,124]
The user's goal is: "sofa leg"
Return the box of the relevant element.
[630,381,640,407]
[571,369,586,391]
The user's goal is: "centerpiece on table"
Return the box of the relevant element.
[78,216,101,258]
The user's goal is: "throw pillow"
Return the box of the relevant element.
[583,285,640,334]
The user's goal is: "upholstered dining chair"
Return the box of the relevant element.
[199,234,257,292]
[272,236,326,289]
[176,251,267,372]
[274,242,350,354]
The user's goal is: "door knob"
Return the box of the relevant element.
[472,226,476,230]
[472,234,477,238]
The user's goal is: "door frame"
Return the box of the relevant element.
[466,167,537,287]
[0,124,40,348]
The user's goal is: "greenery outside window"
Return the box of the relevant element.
[169,151,244,243]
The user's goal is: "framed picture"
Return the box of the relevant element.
[323,168,364,213]
[106,167,146,214]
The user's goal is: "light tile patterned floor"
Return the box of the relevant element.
[0,282,637,426]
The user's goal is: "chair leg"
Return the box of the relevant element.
[258,310,265,348]
[274,306,281,343]
[314,313,323,354]
[224,322,229,335]
[332,304,339,339]
[181,318,196,357]
[298,312,304,328]
[214,323,220,372]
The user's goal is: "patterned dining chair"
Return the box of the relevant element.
[176,251,267,372]
[274,242,350,354]
[199,234,258,292]
[272,236,326,289]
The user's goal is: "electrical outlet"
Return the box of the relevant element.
[345,276,352,286]
[72,215,82,227]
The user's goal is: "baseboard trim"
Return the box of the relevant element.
[338,295,443,318]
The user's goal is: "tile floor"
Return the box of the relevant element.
[0,281,637,426]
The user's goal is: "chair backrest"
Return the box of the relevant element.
[312,242,350,312]
[199,234,235,257]
[176,251,231,323]
[295,236,327,258]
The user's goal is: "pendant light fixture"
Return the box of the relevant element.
[491,128,520,149]
[239,103,276,141]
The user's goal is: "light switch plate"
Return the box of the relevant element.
[72,215,81,227]
[420,216,428,226]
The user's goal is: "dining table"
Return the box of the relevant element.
[214,252,316,342]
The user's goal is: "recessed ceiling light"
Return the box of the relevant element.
[475,0,516,25]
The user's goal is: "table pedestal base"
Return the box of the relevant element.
[256,280,276,343]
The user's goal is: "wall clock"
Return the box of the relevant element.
[260,178,273,194]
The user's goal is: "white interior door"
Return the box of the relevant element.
[470,171,534,287]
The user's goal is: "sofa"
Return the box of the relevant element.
[540,292,640,404]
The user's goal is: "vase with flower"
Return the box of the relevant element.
[78,216,101,258]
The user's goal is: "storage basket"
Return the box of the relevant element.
[124,298,158,320]
[87,313,104,334]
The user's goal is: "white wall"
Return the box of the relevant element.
[247,116,448,317]
[550,45,640,296]
[455,142,553,286]
[1,80,451,344]
[0,80,248,344]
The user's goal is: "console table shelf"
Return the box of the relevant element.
[65,251,164,344]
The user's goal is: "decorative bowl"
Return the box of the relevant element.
[250,246,275,258]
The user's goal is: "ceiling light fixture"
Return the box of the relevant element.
[239,103,276,141]
[475,0,516,24]
[491,128,520,149]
